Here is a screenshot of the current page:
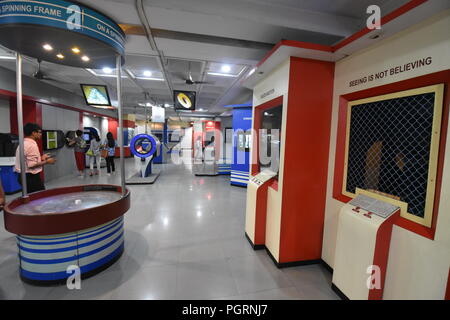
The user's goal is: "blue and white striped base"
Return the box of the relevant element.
[17,217,124,284]
[231,170,250,187]
[218,163,231,175]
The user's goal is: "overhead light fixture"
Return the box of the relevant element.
[103,67,112,74]
[85,68,128,78]
[0,56,16,60]
[135,75,165,81]
[71,47,81,54]
[143,70,152,77]
[81,55,90,62]
[221,65,231,73]
[208,66,246,78]
[56,53,64,59]
[43,44,53,51]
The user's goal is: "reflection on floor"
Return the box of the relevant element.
[0,160,339,300]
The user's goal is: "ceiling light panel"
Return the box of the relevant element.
[208,62,245,76]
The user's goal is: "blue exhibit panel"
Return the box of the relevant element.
[231,108,252,187]
[0,165,21,194]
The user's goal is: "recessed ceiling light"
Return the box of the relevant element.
[81,55,90,62]
[143,70,152,77]
[221,65,231,73]
[72,47,81,54]
[56,53,64,59]
[103,67,112,74]
[43,44,53,51]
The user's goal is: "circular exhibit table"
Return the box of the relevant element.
[3,185,130,285]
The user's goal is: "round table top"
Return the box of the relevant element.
[4,185,130,236]
[14,191,122,215]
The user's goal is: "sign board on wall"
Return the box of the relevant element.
[348,57,433,88]
[152,106,165,123]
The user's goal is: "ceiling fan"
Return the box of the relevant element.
[33,59,69,83]
[173,61,214,85]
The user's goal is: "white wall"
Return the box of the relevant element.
[219,116,233,163]
[0,98,10,133]
[83,115,101,136]
[42,104,79,181]
[323,10,450,299]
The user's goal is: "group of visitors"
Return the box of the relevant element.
[69,130,117,177]
[11,123,118,196]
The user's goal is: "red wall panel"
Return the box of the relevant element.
[279,57,335,263]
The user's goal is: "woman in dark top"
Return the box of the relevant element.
[103,132,117,175]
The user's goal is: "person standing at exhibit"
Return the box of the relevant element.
[87,132,102,176]
[103,132,117,176]
[68,130,86,177]
[14,123,56,193]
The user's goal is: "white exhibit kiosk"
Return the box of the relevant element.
[332,190,401,300]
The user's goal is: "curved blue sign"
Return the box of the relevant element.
[0,0,125,55]
[130,134,158,159]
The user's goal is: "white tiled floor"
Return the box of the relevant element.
[0,160,339,300]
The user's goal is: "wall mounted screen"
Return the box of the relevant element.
[343,84,444,227]
[81,84,112,106]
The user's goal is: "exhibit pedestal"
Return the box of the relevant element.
[332,202,400,300]
[245,171,277,249]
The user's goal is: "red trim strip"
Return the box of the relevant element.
[333,0,428,51]
[253,178,275,245]
[257,40,333,68]
[445,269,450,300]
[368,210,400,300]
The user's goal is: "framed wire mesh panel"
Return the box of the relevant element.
[343,84,444,227]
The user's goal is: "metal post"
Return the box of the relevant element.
[116,55,126,196]
[16,52,28,199]
[144,105,148,134]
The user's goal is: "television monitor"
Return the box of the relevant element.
[173,90,196,111]
[80,84,112,107]
[259,105,283,173]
